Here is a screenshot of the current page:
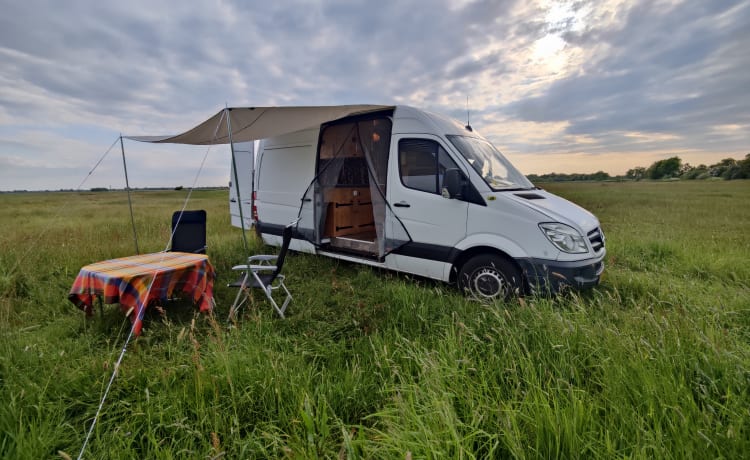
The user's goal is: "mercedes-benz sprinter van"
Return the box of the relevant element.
[231,105,605,300]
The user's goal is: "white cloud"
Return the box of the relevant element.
[0,0,749,191]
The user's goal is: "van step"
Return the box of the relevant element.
[329,233,377,255]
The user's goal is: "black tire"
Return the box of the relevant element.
[458,255,521,302]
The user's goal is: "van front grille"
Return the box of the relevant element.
[588,227,605,252]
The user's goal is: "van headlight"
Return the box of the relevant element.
[539,223,588,254]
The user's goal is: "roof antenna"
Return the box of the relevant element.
[465,96,473,132]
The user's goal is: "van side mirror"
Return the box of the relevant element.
[442,168,464,199]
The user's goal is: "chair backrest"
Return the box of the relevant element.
[171,210,207,254]
[269,222,294,281]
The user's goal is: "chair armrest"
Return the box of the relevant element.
[248,255,278,263]
[232,264,277,271]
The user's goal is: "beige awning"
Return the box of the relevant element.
[126,105,394,145]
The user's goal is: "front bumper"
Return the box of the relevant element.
[517,254,605,295]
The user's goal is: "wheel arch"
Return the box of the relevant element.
[449,245,525,287]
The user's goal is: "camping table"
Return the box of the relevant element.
[68,252,215,335]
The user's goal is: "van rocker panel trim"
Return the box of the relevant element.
[259,221,463,264]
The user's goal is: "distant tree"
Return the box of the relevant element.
[714,154,750,180]
[526,153,748,183]
[682,164,709,180]
[626,166,646,180]
[646,156,682,179]
[738,154,750,179]
[709,158,738,179]
[590,171,611,181]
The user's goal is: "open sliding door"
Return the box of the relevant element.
[296,111,410,259]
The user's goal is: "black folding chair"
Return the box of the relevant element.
[170,210,207,254]
[228,222,294,320]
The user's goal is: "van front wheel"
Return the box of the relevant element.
[458,255,521,302]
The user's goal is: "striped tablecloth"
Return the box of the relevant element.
[69,252,215,335]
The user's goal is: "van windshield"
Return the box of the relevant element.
[447,135,534,191]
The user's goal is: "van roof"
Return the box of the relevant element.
[392,105,481,138]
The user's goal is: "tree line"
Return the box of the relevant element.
[526,154,749,182]
[625,154,750,180]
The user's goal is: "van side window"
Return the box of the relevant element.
[399,139,459,194]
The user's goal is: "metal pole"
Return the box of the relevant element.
[226,109,250,256]
[120,135,140,254]
[250,140,256,227]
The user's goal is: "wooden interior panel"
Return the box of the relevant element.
[323,187,375,238]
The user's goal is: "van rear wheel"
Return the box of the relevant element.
[458,255,521,302]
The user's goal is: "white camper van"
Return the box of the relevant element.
[230,106,605,300]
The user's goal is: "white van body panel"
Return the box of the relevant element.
[255,129,318,231]
[502,190,601,262]
[389,254,451,281]
[505,191,597,233]
[453,232,536,260]
[229,141,255,228]
[460,193,559,259]
[387,133,469,249]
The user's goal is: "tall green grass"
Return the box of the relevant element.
[0,182,748,458]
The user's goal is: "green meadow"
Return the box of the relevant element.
[1,180,748,458]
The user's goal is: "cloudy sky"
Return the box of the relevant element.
[1,0,748,191]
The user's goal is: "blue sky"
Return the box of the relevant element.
[1,0,748,190]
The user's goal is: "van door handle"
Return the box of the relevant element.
[394,201,410,208]
[230,198,237,203]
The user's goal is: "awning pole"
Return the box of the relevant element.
[250,140,256,225]
[120,135,140,254]
[226,109,250,256]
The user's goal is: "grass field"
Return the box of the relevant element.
[1,181,748,458]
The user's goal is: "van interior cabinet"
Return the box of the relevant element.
[323,187,375,238]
